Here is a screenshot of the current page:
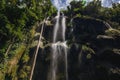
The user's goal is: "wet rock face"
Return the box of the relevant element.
[67,17,120,80]
[72,17,109,43]
[72,17,108,34]
[33,17,120,80]
[43,24,53,42]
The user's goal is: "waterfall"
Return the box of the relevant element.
[53,11,60,43]
[49,11,68,80]
[49,0,69,80]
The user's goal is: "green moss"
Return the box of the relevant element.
[86,54,92,59]
[10,66,18,80]
[21,54,30,64]
[82,45,95,54]
[19,69,27,79]
[105,28,120,38]
[113,49,120,55]
[18,66,31,79]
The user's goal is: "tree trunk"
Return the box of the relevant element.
[5,44,13,56]
[5,37,15,56]
[29,19,45,80]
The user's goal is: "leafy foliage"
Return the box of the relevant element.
[0,0,55,57]
[0,0,56,80]
[0,0,120,80]
[66,0,120,26]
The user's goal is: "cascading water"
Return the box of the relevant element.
[48,10,68,80]
[49,0,70,80]
[48,0,120,80]
[53,11,60,43]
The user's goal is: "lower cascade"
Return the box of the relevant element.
[48,11,68,80]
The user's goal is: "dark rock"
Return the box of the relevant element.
[33,16,120,80]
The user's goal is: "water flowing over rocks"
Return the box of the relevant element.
[31,15,120,80]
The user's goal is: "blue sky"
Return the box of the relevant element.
[51,0,120,10]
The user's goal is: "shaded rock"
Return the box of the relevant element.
[72,17,108,35]
[71,17,110,43]
[97,35,114,39]
[33,16,120,80]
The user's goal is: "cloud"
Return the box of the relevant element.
[51,0,81,10]
[51,0,120,10]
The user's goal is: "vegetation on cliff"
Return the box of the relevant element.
[0,0,120,80]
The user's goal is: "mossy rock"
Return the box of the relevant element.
[82,45,95,54]
[105,28,120,38]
